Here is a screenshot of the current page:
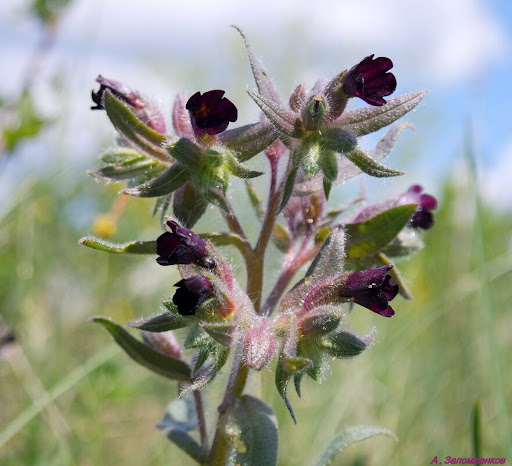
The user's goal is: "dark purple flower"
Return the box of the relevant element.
[399,185,437,230]
[342,55,397,106]
[186,90,238,136]
[340,266,399,317]
[91,75,166,133]
[172,276,214,316]
[156,220,215,267]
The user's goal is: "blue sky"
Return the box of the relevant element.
[1,0,511,209]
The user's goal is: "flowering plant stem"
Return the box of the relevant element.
[209,156,290,464]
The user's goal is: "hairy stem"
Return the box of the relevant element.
[262,240,318,315]
[193,391,208,456]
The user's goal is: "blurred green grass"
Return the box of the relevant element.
[0,164,510,466]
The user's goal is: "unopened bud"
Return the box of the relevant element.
[243,319,277,371]
[142,330,181,359]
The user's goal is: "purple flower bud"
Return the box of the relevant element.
[340,266,399,317]
[156,220,214,268]
[185,90,238,137]
[342,55,397,106]
[91,75,166,133]
[172,276,214,316]
[398,185,437,230]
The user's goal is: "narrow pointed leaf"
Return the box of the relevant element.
[294,373,303,398]
[245,181,264,219]
[200,232,250,256]
[79,237,156,254]
[336,90,427,136]
[344,204,417,260]
[320,331,368,358]
[344,148,404,178]
[103,91,171,164]
[219,122,278,162]
[126,311,190,332]
[123,162,189,197]
[225,151,264,178]
[306,224,346,281]
[275,358,296,423]
[90,317,191,381]
[247,90,301,138]
[279,167,298,212]
[223,395,278,466]
[370,123,413,160]
[165,431,206,464]
[233,25,282,104]
[90,159,161,181]
[201,322,235,347]
[313,425,397,466]
[100,148,143,164]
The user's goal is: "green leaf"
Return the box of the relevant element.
[90,158,161,181]
[126,311,191,332]
[200,232,249,256]
[123,162,189,198]
[344,148,405,178]
[306,225,346,282]
[90,317,191,381]
[313,425,396,466]
[232,25,282,104]
[173,182,208,229]
[245,181,264,219]
[279,167,298,212]
[100,148,143,164]
[223,395,278,466]
[157,398,206,464]
[152,193,173,226]
[3,90,49,153]
[79,237,156,254]
[103,91,171,164]
[344,205,417,260]
[336,90,427,136]
[219,122,277,162]
[247,90,301,139]
[201,323,235,347]
[272,223,292,252]
[224,151,264,179]
[275,358,296,424]
[166,430,206,464]
[320,331,369,358]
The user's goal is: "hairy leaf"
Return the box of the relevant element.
[312,425,397,466]
[79,237,156,254]
[103,91,171,163]
[344,205,417,260]
[90,317,190,381]
[223,395,278,466]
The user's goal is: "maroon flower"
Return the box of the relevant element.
[340,266,399,317]
[399,185,437,230]
[156,220,214,268]
[186,90,238,136]
[172,276,214,316]
[342,55,397,106]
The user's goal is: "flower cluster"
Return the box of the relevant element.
[85,26,435,455]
